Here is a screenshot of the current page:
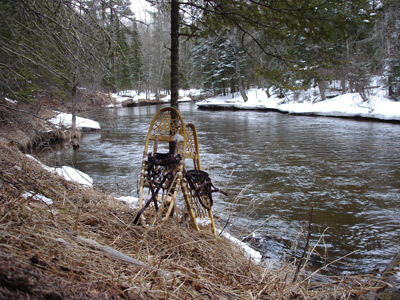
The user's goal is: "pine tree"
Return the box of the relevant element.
[179,0,376,99]
[192,37,234,96]
[129,22,144,92]
[191,30,250,99]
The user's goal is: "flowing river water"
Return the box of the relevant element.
[41,103,400,275]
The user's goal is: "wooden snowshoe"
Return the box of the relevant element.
[134,108,226,234]
[134,107,187,226]
[181,123,219,235]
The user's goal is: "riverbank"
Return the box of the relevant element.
[0,98,398,299]
[1,90,105,151]
[197,88,400,123]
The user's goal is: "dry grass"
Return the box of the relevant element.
[0,140,386,299]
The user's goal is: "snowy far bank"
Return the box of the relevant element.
[107,89,197,108]
[198,88,400,122]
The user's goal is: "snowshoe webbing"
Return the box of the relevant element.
[133,153,181,225]
[184,169,227,209]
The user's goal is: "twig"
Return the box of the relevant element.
[293,205,313,283]
[299,250,361,285]
[72,235,172,279]
[240,216,274,242]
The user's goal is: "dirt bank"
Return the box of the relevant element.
[0,90,108,151]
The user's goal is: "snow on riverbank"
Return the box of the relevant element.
[218,229,262,263]
[49,112,101,130]
[115,196,139,207]
[26,154,93,187]
[198,88,400,122]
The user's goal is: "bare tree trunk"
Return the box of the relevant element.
[232,28,248,102]
[71,83,77,131]
[318,81,327,101]
[235,55,248,102]
[384,3,394,99]
[341,78,346,94]
[169,0,180,153]
[170,0,179,108]
[266,87,271,98]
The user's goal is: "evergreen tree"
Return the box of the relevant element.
[100,0,137,92]
[129,22,144,92]
[115,22,132,91]
[192,36,234,96]
[114,21,143,92]
[191,30,249,98]
[179,0,376,98]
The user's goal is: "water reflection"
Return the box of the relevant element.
[42,103,400,275]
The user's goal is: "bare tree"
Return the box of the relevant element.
[0,0,139,123]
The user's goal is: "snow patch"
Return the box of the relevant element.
[55,166,93,187]
[178,96,192,102]
[4,97,17,105]
[218,229,262,263]
[173,133,184,143]
[22,191,54,205]
[196,218,211,227]
[48,112,101,130]
[26,155,93,187]
[115,196,139,208]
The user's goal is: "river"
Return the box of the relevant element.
[41,103,400,276]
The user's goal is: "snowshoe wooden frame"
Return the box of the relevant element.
[136,107,187,226]
[184,123,201,170]
[181,123,217,235]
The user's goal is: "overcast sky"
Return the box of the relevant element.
[130,0,153,22]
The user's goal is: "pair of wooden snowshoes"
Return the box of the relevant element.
[133,107,226,235]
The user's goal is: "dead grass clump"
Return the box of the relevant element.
[0,141,385,299]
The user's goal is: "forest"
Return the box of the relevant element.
[0,0,399,106]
